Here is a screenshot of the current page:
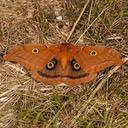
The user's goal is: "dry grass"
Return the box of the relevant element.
[0,0,128,128]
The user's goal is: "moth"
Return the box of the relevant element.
[4,43,124,85]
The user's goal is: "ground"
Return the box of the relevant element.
[0,0,128,128]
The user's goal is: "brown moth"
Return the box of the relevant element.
[4,43,124,85]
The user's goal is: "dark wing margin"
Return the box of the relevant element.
[37,70,61,78]
[37,70,89,79]
[62,73,89,79]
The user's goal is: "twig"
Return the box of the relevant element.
[70,57,127,127]
[66,0,91,41]
[75,5,109,44]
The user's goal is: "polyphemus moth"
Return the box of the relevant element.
[4,43,124,85]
